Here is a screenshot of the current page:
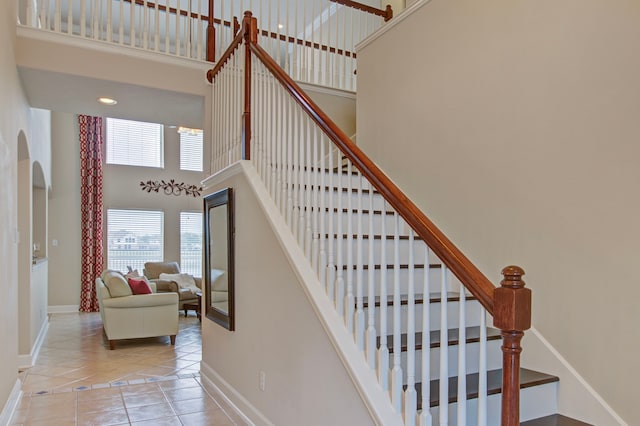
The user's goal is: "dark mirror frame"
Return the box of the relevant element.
[203,187,235,331]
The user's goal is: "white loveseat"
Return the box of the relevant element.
[96,270,179,350]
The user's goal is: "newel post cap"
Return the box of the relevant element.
[493,265,531,332]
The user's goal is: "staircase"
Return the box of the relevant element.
[207,12,595,426]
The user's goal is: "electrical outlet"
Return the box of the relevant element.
[259,371,266,391]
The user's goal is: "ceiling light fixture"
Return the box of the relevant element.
[177,126,203,136]
[278,24,284,29]
[98,97,118,105]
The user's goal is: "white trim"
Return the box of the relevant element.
[48,304,79,314]
[356,0,431,53]
[18,318,49,370]
[201,161,244,191]
[16,26,211,71]
[199,362,267,426]
[0,380,22,426]
[527,327,627,425]
[298,81,356,99]
[238,161,403,426]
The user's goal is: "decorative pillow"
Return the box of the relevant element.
[128,277,153,295]
[102,270,133,297]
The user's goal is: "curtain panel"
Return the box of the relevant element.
[78,115,104,312]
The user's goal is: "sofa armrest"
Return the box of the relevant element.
[152,279,179,293]
[102,292,178,309]
[194,277,202,289]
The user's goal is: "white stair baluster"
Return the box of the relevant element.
[405,228,417,426]
[164,0,170,53]
[391,211,402,413]
[80,0,86,37]
[304,115,312,259]
[477,308,488,426]
[318,130,327,285]
[457,284,467,423]
[311,126,319,273]
[326,141,336,302]
[291,99,299,241]
[419,245,432,426]
[335,151,345,315]
[365,181,376,368]
[345,161,354,333]
[439,266,449,426]
[297,108,306,248]
[355,174,365,351]
[285,95,293,227]
[378,200,389,392]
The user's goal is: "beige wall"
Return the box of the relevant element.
[0,0,51,414]
[47,112,82,307]
[357,0,639,423]
[201,172,373,425]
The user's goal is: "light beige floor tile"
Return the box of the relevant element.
[122,390,167,408]
[164,386,207,402]
[77,395,125,413]
[126,401,176,422]
[119,383,162,396]
[130,417,183,425]
[77,408,130,425]
[179,408,235,426]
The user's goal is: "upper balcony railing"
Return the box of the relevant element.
[18,0,393,91]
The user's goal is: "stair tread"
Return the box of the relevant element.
[521,414,593,426]
[327,234,423,240]
[379,326,501,352]
[411,368,558,409]
[358,292,477,308]
[342,263,440,270]
[300,184,379,195]
[325,207,396,216]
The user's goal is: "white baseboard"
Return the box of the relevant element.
[523,327,626,425]
[18,318,49,370]
[200,361,271,426]
[48,305,79,314]
[0,380,22,426]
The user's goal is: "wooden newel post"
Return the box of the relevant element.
[493,265,531,426]
[206,0,215,62]
[242,11,258,161]
[384,4,393,22]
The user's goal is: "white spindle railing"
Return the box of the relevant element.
[209,15,503,424]
[20,0,211,61]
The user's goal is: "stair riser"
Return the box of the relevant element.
[385,340,503,383]
[297,171,374,190]
[335,268,462,297]
[324,210,407,234]
[322,238,442,266]
[423,382,558,423]
[361,299,485,334]
[295,189,387,211]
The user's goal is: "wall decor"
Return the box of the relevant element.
[140,179,203,197]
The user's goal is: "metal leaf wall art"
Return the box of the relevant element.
[140,179,203,197]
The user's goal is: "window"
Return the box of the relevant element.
[179,128,203,171]
[180,212,203,277]
[106,118,164,168]
[107,209,164,272]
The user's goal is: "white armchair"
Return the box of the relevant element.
[96,271,179,350]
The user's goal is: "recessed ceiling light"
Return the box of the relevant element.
[278,24,284,29]
[98,97,117,105]
[168,125,177,129]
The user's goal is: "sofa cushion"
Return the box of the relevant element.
[103,270,133,297]
[144,261,180,279]
[128,277,153,295]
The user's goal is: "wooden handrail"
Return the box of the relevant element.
[330,0,393,22]
[206,26,245,83]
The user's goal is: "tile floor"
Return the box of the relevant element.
[12,312,242,425]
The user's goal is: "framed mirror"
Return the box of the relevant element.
[203,187,235,330]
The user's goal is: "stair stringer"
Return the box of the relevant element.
[236,160,404,426]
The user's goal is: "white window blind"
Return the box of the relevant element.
[107,209,164,272]
[180,211,203,277]
[179,129,203,171]
[106,118,164,168]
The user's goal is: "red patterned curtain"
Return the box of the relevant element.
[79,115,104,312]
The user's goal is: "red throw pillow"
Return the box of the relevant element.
[127,277,152,295]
